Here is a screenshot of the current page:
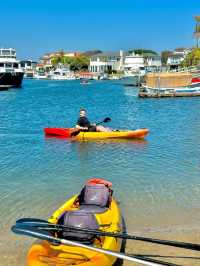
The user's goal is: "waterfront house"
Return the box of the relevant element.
[20,60,37,78]
[166,48,191,70]
[124,53,144,76]
[144,54,162,71]
[20,60,37,71]
[89,51,124,74]
[124,51,162,76]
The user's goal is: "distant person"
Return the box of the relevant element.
[76,109,111,132]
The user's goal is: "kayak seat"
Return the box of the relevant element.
[77,183,112,214]
[57,210,99,243]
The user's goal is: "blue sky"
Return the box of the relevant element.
[0,0,199,60]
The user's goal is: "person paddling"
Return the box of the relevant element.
[76,109,111,132]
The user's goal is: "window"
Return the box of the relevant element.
[13,63,18,68]
[2,50,11,56]
[0,63,4,67]
[5,63,12,68]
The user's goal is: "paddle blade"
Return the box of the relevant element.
[16,218,48,224]
[11,225,60,244]
[16,218,49,227]
[103,117,111,123]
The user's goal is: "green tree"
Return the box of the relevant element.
[69,56,89,71]
[51,56,62,66]
[181,48,200,67]
[51,55,89,71]
[129,49,157,55]
[161,50,172,65]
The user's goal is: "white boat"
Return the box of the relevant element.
[24,70,35,79]
[49,65,76,80]
[34,72,47,79]
[0,48,24,88]
[123,67,146,78]
[139,85,200,97]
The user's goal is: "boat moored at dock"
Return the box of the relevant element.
[139,72,200,98]
[0,48,24,88]
[139,86,200,97]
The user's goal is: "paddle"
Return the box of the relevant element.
[16,218,200,252]
[71,117,111,137]
[11,224,180,266]
[96,117,111,125]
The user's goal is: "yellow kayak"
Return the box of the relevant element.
[75,128,149,141]
[27,178,123,266]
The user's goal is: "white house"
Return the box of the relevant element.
[89,51,124,73]
[124,52,161,76]
[20,60,37,70]
[167,48,191,70]
[124,54,144,75]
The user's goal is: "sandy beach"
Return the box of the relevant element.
[123,229,200,266]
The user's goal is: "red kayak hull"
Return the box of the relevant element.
[44,128,71,138]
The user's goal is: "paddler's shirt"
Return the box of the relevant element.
[77,117,91,128]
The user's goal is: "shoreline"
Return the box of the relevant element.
[1,209,200,266]
[1,226,200,266]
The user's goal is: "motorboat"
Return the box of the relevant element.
[0,48,24,88]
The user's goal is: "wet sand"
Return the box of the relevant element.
[122,229,200,266]
[120,206,200,266]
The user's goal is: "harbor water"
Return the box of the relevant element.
[0,79,200,265]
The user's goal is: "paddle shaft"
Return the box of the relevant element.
[12,225,180,266]
[17,219,200,252]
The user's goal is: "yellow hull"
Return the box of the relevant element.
[27,196,122,266]
[75,128,149,140]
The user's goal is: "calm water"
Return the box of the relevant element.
[0,79,200,265]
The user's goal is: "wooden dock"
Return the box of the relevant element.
[139,91,200,98]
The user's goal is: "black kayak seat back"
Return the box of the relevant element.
[58,210,99,243]
[79,183,111,208]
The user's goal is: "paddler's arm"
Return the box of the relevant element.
[76,125,88,131]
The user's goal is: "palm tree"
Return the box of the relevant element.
[194,16,200,48]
